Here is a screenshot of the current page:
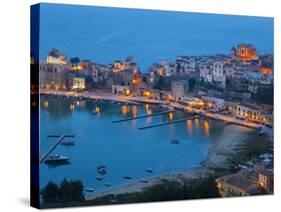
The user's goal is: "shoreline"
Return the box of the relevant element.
[39,90,269,201]
[85,124,256,201]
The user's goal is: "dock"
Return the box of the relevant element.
[40,135,75,163]
[112,110,174,123]
[138,115,200,130]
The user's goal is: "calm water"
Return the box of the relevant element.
[39,3,273,71]
[40,96,253,193]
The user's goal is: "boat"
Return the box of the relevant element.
[171,139,180,144]
[97,165,106,170]
[85,188,94,192]
[98,169,107,175]
[61,139,75,145]
[105,183,111,187]
[96,176,103,181]
[44,154,70,164]
[146,168,153,173]
[124,176,133,180]
[139,178,148,183]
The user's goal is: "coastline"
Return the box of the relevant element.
[40,90,268,201]
[86,124,255,201]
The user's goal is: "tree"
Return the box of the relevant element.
[70,180,85,201]
[41,181,59,204]
[70,57,80,68]
[59,178,71,201]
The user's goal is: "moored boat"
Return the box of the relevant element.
[44,154,70,164]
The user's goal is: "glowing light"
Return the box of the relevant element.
[124,89,130,96]
[147,109,152,115]
[145,104,150,111]
[144,91,150,98]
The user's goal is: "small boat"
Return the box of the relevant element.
[97,165,106,170]
[124,176,133,180]
[97,168,107,175]
[61,139,75,146]
[171,139,180,144]
[44,154,70,164]
[105,183,111,187]
[146,168,153,173]
[85,188,94,192]
[96,176,103,181]
[139,178,148,183]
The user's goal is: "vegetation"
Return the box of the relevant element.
[41,178,85,205]
[88,176,219,205]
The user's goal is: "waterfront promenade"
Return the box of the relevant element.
[40,89,261,129]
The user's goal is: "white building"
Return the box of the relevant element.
[171,80,187,101]
[46,48,67,65]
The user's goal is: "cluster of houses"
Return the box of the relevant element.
[37,43,273,126]
[216,151,273,196]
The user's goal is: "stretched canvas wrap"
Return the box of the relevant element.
[30,3,274,209]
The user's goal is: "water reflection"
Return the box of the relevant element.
[186,119,193,135]
[122,105,129,116]
[203,120,210,136]
[168,112,173,121]
[132,105,137,118]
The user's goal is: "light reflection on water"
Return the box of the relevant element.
[39,96,254,193]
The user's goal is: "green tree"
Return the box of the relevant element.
[41,181,59,204]
[70,180,85,201]
[59,178,72,201]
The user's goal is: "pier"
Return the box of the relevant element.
[40,135,75,163]
[112,110,174,123]
[138,115,200,130]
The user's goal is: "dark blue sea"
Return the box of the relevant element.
[39,3,273,72]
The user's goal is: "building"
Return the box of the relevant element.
[199,63,212,82]
[258,169,274,193]
[46,48,68,65]
[212,61,226,87]
[69,77,85,90]
[39,62,67,90]
[232,44,258,61]
[160,60,176,77]
[229,102,272,125]
[216,172,260,197]
[171,80,188,101]
[112,85,130,96]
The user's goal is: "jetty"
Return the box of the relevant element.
[112,110,174,123]
[40,135,75,163]
[138,115,199,130]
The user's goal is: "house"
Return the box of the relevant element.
[199,63,213,82]
[212,61,226,87]
[216,172,260,197]
[39,62,68,90]
[171,80,188,101]
[112,85,130,96]
[46,48,68,65]
[258,169,274,194]
[229,102,272,124]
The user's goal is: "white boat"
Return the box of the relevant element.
[61,139,75,145]
[139,178,148,183]
[44,154,70,164]
[85,188,94,192]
